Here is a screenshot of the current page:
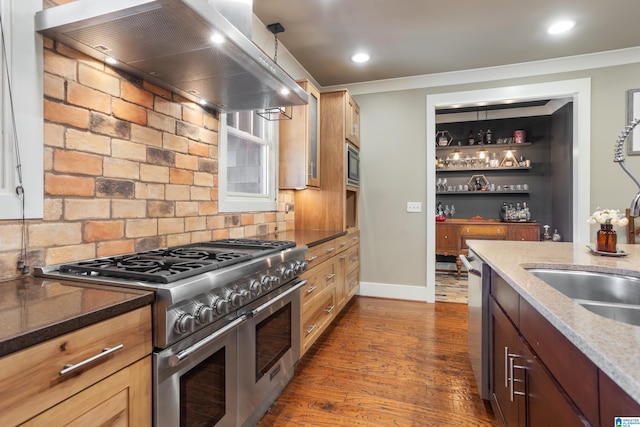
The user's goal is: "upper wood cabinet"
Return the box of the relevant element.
[346,92,360,147]
[279,79,321,189]
[294,89,360,231]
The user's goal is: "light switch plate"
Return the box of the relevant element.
[406,202,422,213]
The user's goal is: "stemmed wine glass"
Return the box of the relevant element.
[450,204,456,218]
[442,178,448,191]
[444,205,450,217]
[436,178,442,192]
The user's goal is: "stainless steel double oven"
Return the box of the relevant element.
[155,277,304,426]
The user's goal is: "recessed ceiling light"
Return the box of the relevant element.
[547,20,575,35]
[351,52,370,63]
[279,88,290,96]
[104,57,117,65]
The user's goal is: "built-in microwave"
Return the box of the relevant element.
[346,143,359,187]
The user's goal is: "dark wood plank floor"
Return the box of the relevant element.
[258,296,498,426]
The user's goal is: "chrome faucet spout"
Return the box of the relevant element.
[631,191,640,217]
[613,118,640,214]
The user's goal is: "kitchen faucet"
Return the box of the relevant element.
[614,118,640,216]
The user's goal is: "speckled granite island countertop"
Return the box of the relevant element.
[467,240,640,404]
[0,276,154,358]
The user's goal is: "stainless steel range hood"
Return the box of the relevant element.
[35,0,307,113]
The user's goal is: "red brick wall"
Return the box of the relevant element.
[0,4,295,281]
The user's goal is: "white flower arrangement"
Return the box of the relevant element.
[587,208,629,226]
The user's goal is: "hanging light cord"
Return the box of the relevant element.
[0,11,28,273]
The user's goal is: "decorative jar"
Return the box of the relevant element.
[596,224,617,253]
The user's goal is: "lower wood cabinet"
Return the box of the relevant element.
[491,299,588,427]
[490,269,640,426]
[0,306,152,426]
[300,230,359,356]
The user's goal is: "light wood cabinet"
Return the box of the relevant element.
[0,306,152,426]
[346,92,360,147]
[435,219,539,278]
[294,89,359,231]
[300,231,360,356]
[280,79,321,189]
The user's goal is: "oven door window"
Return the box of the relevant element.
[255,303,291,382]
[180,348,226,426]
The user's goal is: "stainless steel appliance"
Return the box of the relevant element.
[35,238,308,427]
[346,143,360,187]
[35,0,308,113]
[460,250,490,400]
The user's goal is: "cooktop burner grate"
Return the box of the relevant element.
[57,251,251,284]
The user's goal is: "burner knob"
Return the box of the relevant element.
[280,267,294,280]
[194,304,214,324]
[226,291,244,308]
[295,261,308,274]
[175,312,196,334]
[261,275,275,291]
[250,280,262,296]
[240,289,251,301]
[211,297,230,315]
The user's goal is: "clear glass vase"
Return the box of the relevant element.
[596,224,617,253]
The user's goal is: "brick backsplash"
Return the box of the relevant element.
[0,11,295,282]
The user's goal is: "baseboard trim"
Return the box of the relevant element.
[358,281,432,302]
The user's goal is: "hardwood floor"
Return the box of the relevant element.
[258,296,498,426]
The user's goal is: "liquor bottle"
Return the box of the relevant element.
[486,129,492,144]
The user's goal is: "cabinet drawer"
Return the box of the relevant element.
[345,268,360,301]
[336,230,359,253]
[300,259,336,309]
[301,287,336,355]
[345,245,359,274]
[490,270,519,328]
[305,239,337,269]
[520,298,598,425]
[460,225,506,236]
[0,306,152,426]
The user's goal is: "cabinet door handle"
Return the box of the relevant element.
[509,357,526,402]
[305,286,317,294]
[306,255,318,262]
[339,255,347,260]
[305,324,317,334]
[59,344,124,376]
[503,346,521,387]
[326,247,335,253]
[340,241,347,247]
[350,256,358,262]
[325,305,335,314]
[326,273,335,280]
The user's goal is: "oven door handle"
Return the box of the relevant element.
[168,315,248,367]
[249,279,308,317]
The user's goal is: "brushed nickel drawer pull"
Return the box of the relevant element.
[325,305,335,314]
[340,241,347,246]
[305,324,317,334]
[60,344,124,376]
[350,256,358,262]
[326,273,335,280]
[326,247,335,253]
[306,286,317,294]
[306,255,318,262]
[339,255,347,260]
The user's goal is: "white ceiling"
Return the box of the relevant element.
[253,0,640,87]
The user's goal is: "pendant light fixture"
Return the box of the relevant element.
[257,22,293,121]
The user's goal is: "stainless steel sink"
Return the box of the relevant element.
[527,269,640,327]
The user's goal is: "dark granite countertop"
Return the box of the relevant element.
[259,229,347,248]
[0,276,154,358]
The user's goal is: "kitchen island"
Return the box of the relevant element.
[468,240,640,424]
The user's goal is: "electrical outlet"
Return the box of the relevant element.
[406,202,422,213]
[285,203,294,213]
